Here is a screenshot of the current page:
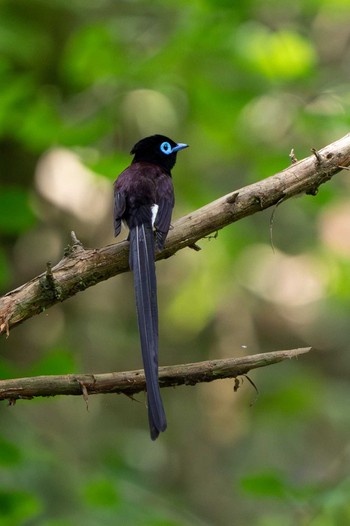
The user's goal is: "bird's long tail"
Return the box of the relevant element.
[129,224,167,440]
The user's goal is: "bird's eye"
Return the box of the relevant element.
[160,141,172,155]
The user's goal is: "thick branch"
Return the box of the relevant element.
[1,133,350,334]
[0,347,311,401]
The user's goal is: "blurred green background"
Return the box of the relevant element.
[1,0,350,524]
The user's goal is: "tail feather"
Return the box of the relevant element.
[129,224,167,440]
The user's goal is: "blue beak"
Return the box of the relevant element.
[172,143,189,153]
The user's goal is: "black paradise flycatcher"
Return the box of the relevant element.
[114,135,188,440]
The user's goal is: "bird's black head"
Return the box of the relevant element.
[130,134,188,173]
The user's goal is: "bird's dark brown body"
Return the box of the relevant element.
[114,162,174,250]
[113,135,188,439]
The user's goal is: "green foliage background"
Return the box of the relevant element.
[1,0,350,524]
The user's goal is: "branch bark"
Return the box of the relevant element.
[0,347,311,401]
[1,133,350,335]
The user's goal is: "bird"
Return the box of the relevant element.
[113,135,188,440]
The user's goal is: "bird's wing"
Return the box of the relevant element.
[113,189,126,237]
[154,175,175,250]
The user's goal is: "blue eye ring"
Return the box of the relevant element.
[160,141,172,155]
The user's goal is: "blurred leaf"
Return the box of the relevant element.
[83,478,121,508]
[256,374,319,418]
[16,94,62,151]
[0,436,21,466]
[0,11,51,67]
[61,24,125,88]
[0,74,36,136]
[311,480,350,525]
[144,520,185,526]
[39,521,75,526]
[0,248,11,289]
[167,241,233,334]
[328,258,350,302]
[88,153,131,180]
[27,348,77,376]
[59,113,115,147]
[236,24,316,80]
[240,471,289,498]
[0,357,17,380]
[0,187,36,234]
[0,489,41,524]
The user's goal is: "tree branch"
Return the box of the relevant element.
[0,347,311,401]
[1,133,350,335]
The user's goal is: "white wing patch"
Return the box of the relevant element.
[151,204,159,227]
